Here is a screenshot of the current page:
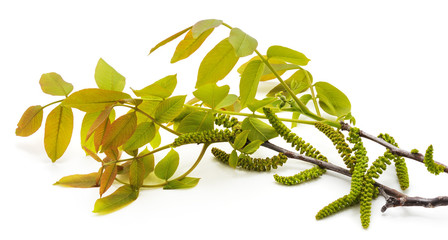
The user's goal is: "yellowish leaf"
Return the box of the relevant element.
[44,105,73,162]
[16,105,44,137]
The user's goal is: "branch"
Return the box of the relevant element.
[340,122,448,174]
[260,141,448,211]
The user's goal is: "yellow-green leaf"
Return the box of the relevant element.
[196,38,239,88]
[81,111,100,153]
[150,130,161,149]
[239,60,264,108]
[99,163,117,197]
[63,88,131,112]
[228,28,258,57]
[54,172,99,188]
[123,122,156,151]
[171,29,213,63]
[132,75,177,99]
[314,81,351,117]
[241,117,278,142]
[176,111,214,133]
[149,26,192,55]
[193,83,229,109]
[16,105,44,137]
[129,159,145,189]
[164,177,200,189]
[266,70,313,98]
[154,95,186,123]
[233,130,250,150]
[39,72,73,96]
[237,56,299,81]
[247,97,277,113]
[138,147,155,178]
[191,19,222,38]
[101,112,137,151]
[154,149,179,180]
[241,140,264,154]
[267,45,310,66]
[229,150,238,168]
[95,58,126,92]
[93,185,139,214]
[44,105,73,162]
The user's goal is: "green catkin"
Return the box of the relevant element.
[378,133,409,190]
[424,145,445,175]
[214,113,239,129]
[172,129,234,147]
[315,122,356,172]
[411,149,419,154]
[316,127,369,222]
[263,108,328,185]
[211,147,288,171]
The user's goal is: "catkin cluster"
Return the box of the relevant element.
[378,133,409,190]
[211,147,288,171]
[424,145,445,175]
[172,129,234,147]
[263,107,327,185]
[315,122,356,172]
[214,113,239,129]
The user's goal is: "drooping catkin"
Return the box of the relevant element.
[424,145,445,175]
[378,133,409,190]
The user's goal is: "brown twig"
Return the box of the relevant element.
[260,141,448,211]
[339,122,448,174]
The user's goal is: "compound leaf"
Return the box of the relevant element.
[196,38,239,88]
[39,72,73,96]
[95,58,126,92]
[44,105,73,162]
[16,105,44,137]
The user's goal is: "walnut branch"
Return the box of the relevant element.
[261,141,448,211]
[339,122,448,174]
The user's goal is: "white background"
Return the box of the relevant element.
[2,0,448,239]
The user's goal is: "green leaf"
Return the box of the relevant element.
[163,177,200,189]
[176,111,214,133]
[215,94,238,109]
[101,112,137,151]
[44,105,73,162]
[150,130,162,149]
[99,163,118,197]
[54,172,99,188]
[267,45,310,66]
[123,122,156,151]
[132,74,177,99]
[266,70,312,98]
[39,72,73,96]
[129,159,145,189]
[238,56,299,81]
[138,148,155,178]
[241,117,278,141]
[149,26,192,55]
[291,94,312,129]
[233,130,250,150]
[154,95,186,123]
[191,19,222,38]
[154,149,179,180]
[229,150,238,168]
[228,28,258,57]
[247,98,277,112]
[16,105,44,137]
[94,58,126,92]
[193,83,229,109]
[136,100,162,123]
[314,81,351,117]
[239,60,264,108]
[93,185,139,214]
[196,38,239,88]
[63,88,131,112]
[241,140,264,154]
[171,29,214,63]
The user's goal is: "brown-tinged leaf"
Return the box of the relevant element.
[62,88,130,112]
[86,105,115,141]
[16,105,44,137]
[39,72,73,96]
[149,26,192,55]
[82,146,103,163]
[44,105,73,162]
[93,185,139,214]
[171,28,214,63]
[81,111,100,153]
[129,159,145,189]
[54,172,99,188]
[94,118,111,152]
[99,163,118,197]
[101,112,137,151]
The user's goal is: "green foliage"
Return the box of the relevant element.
[16,19,448,228]
[424,145,445,175]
